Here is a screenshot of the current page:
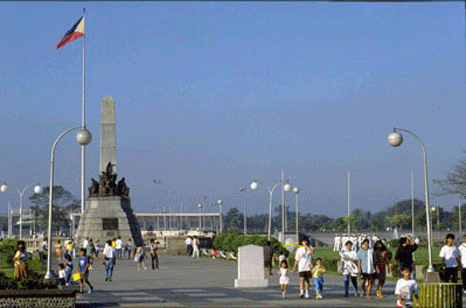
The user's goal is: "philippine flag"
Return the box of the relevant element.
[56,16,84,49]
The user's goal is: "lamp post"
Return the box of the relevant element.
[197,203,203,232]
[387,127,434,273]
[432,179,465,236]
[240,187,247,234]
[153,179,162,230]
[293,187,300,240]
[217,199,223,233]
[250,179,291,241]
[45,126,92,279]
[16,184,42,240]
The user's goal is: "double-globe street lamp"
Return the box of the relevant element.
[45,126,92,279]
[387,127,434,273]
[17,184,43,240]
[250,179,292,241]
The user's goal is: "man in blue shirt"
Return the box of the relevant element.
[78,248,94,294]
[357,239,376,298]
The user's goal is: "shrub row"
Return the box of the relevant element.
[213,232,288,256]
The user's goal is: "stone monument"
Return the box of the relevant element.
[74,96,143,247]
[234,245,268,288]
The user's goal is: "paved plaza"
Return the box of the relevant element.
[72,255,399,307]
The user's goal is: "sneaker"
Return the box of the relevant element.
[300,294,304,299]
[282,291,286,298]
[79,290,84,294]
[305,293,309,299]
[105,278,108,282]
[88,286,94,294]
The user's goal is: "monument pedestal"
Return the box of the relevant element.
[75,196,143,247]
[234,245,269,288]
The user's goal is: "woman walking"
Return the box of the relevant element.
[374,240,389,298]
[136,244,148,271]
[14,240,29,280]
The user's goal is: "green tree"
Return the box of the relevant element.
[385,214,411,231]
[28,186,79,233]
[225,207,241,231]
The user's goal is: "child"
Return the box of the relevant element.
[311,257,326,299]
[57,263,66,289]
[395,266,421,308]
[211,248,217,259]
[78,248,94,294]
[64,254,73,286]
[278,260,290,298]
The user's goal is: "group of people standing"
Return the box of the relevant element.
[184,236,200,258]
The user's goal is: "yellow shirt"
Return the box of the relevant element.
[112,241,116,248]
[312,266,326,278]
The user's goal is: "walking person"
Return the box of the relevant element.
[115,236,123,259]
[185,236,193,256]
[136,244,148,271]
[150,239,159,270]
[374,240,389,298]
[192,237,200,259]
[458,234,466,294]
[291,236,314,299]
[103,240,116,282]
[125,239,133,259]
[77,248,94,294]
[395,235,419,279]
[357,238,376,298]
[439,233,461,282]
[340,240,359,297]
[277,260,290,298]
[95,240,101,259]
[64,254,73,286]
[264,241,274,275]
[312,257,326,299]
[14,240,29,280]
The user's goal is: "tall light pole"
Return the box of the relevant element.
[217,199,223,233]
[45,126,92,279]
[250,179,291,241]
[432,179,466,236]
[153,179,162,230]
[16,184,42,240]
[240,187,247,234]
[347,171,351,236]
[387,127,434,273]
[411,171,415,236]
[197,203,203,232]
[293,187,300,240]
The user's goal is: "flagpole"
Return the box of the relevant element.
[81,7,86,214]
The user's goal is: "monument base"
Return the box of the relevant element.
[75,196,143,248]
[234,278,268,288]
[424,271,441,283]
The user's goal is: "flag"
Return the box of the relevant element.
[56,16,84,49]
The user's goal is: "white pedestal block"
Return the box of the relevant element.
[234,244,269,288]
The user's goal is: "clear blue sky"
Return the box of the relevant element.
[0,2,464,218]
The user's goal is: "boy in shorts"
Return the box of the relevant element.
[395,266,420,308]
[357,238,376,298]
[292,237,314,298]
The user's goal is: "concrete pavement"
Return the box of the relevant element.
[73,255,400,307]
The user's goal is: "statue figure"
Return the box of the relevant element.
[89,178,99,197]
[117,177,127,196]
[106,162,113,178]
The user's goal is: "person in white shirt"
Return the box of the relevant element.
[83,238,89,249]
[185,237,193,256]
[439,233,461,283]
[340,241,359,297]
[291,237,314,299]
[103,240,117,282]
[192,237,200,259]
[395,266,420,308]
[115,237,123,259]
[458,234,466,293]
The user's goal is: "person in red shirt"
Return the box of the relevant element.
[374,240,389,298]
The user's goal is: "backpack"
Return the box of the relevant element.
[386,250,393,262]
